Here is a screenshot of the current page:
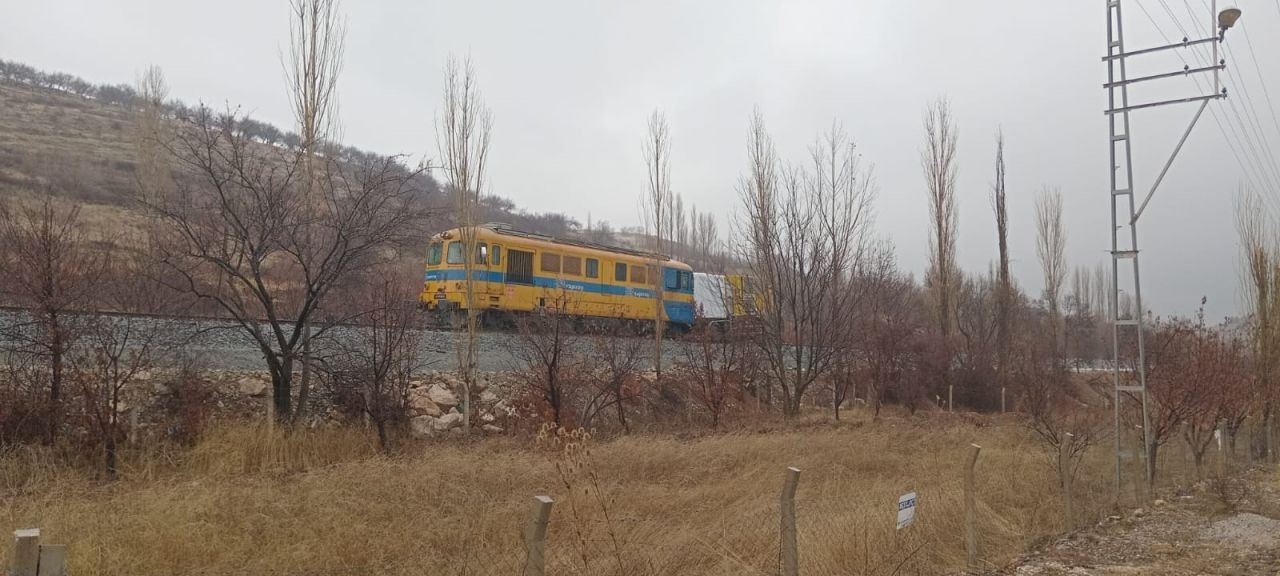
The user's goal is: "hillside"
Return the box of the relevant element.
[0,66,607,244]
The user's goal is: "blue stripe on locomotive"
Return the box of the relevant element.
[424,268,695,325]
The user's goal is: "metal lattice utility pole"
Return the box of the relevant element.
[1104,0,1240,497]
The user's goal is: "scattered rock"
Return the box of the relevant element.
[1204,513,1280,549]
[410,416,436,438]
[1131,508,1146,518]
[434,410,464,431]
[427,384,459,408]
[1153,498,1166,507]
[237,377,269,397]
[482,424,503,434]
[481,412,496,424]
[479,389,499,405]
[410,392,443,417]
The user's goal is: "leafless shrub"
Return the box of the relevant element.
[512,291,583,428]
[321,270,424,451]
[674,322,759,429]
[584,326,649,433]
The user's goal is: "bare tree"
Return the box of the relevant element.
[0,198,105,442]
[1036,187,1067,360]
[1237,188,1278,461]
[437,55,492,435]
[147,107,428,421]
[134,65,172,206]
[737,113,877,417]
[643,110,672,380]
[286,0,346,422]
[922,98,959,336]
[991,129,1012,398]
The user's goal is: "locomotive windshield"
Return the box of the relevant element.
[427,242,442,266]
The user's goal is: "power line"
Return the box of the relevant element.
[1156,0,1280,196]
[1132,0,1278,209]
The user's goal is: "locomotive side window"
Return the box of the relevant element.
[541,252,561,274]
[491,245,502,266]
[631,265,646,285]
[427,242,442,266]
[586,258,599,279]
[615,262,627,282]
[476,243,488,265]
[563,256,582,276]
[446,241,464,264]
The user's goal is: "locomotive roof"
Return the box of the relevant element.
[439,223,689,268]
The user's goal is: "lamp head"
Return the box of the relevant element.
[1218,8,1242,31]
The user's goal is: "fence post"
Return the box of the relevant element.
[948,385,954,412]
[964,444,982,570]
[37,544,67,576]
[522,495,554,576]
[780,467,801,576]
[1001,387,1006,414]
[12,529,40,576]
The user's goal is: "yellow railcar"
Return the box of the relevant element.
[420,224,696,330]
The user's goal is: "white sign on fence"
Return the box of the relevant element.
[896,492,917,530]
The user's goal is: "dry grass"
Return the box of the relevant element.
[0,410,1129,576]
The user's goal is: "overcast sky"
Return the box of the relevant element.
[4,0,1280,319]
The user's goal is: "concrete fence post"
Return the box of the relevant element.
[1001,387,1006,414]
[37,544,66,576]
[780,467,801,576]
[948,385,954,412]
[964,444,982,570]
[12,529,40,576]
[522,495,554,576]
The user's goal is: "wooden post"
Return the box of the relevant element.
[128,405,139,446]
[1060,434,1074,529]
[1000,387,1006,413]
[1246,416,1254,465]
[522,495,554,576]
[780,467,801,576]
[948,385,954,412]
[12,529,40,576]
[964,444,982,570]
[37,544,67,576]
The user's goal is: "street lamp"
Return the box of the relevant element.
[1218,8,1242,34]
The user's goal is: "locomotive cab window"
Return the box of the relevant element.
[615,262,627,282]
[541,252,561,274]
[446,241,465,264]
[586,258,599,279]
[664,268,680,290]
[631,265,646,285]
[476,243,488,265]
[491,245,502,266]
[427,242,442,266]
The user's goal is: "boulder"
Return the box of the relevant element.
[434,410,464,431]
[410,416,437,438]
[481,412,496,424]
[481,424,503,434]
[237,376,269,397]
[427,384,459,408]
[479,389,499,405]
[410,393,443,417]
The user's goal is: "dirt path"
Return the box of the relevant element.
[1001,470,1280,575]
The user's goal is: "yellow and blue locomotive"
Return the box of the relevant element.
[420,224,696,331]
